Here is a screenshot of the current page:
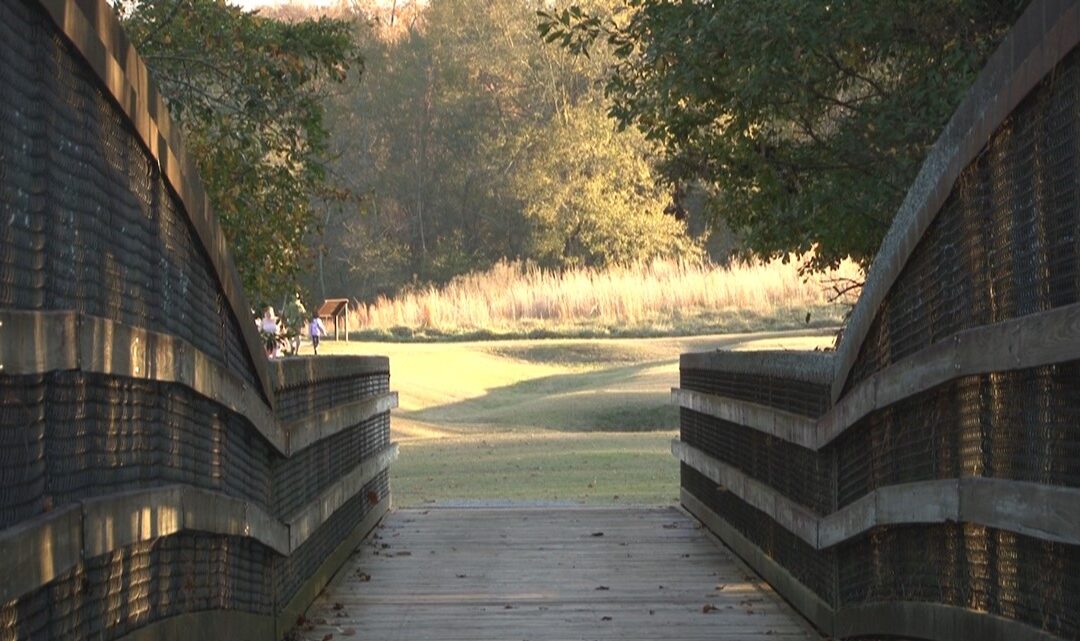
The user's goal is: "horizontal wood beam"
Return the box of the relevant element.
[285,392,398,454]
[674,440,1080,549]
[0,310,400,457]
[671,388,818,448]
[271,356,388,389]
[0,485,285,604]
[682,488,1070,641]
[107,497,393,641]
[676,300,1080,451]
[679,348,835,385]
[679,489,835,634]
[0,310,284,451]
[287,444,399,551]
[0,443,398,604]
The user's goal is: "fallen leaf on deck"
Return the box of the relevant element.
[591,532,604,537]
[601,616,612,621]
[595,586,609,591]
[702,604,718,614]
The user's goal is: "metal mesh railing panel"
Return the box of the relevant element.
[681,408,832,514]
[681,369,830,418]
[835,362,1080,508]
[0,533,273,641]
[273,412,390,519]
[0,0,260,390]
[681,463,836,605]
[275,470,389,609]
[838,524,1080,640]
[274,373,390,424]
[0,372,274,529]
[847,47,1080,388]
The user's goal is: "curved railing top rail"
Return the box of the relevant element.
[831,0,1080,402]
[271,355,390,389]
[37,0,276,407]
[680,350,835,385]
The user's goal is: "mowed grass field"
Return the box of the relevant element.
[315,330,837,506]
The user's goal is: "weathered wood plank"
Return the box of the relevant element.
[292,507,820,641]
[676,440,1080,549]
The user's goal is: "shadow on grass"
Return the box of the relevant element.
[399,331,785,432]
[399,359,672,432]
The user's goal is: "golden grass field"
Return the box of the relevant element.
[315,330,838,506]
[347,257,862,339]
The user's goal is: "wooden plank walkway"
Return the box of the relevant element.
[292,507,819,640]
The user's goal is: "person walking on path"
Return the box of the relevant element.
[309,315,327,355]
[282,292,307,356]
[260,306,282,358]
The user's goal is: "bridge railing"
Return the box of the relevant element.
[675,2,1080,640]
[0,0,397,639]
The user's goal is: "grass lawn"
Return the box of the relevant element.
[315,329,837,506]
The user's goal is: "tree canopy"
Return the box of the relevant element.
[119,0,362,304]
[311,0,701,300]
[539,0,1027,271]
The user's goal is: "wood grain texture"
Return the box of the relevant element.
[292,507,820,641]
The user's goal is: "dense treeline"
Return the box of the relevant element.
[123,0,1027,306]
[307,0,703,302]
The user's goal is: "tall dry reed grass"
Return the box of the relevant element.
[347,257,863,337]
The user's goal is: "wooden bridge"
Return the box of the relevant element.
[1,0,1079,640]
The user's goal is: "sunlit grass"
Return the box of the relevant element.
[347,256,862,339]
[317,331,838,506]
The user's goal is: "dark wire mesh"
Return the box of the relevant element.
[274,373,390,424]
[835,363,1080,508]
[0,2,397,640]
[838,524,1080,640]
[681,408,833,514]
[847,46,1080,390]
[275,470,389,609]
[273,413,390,519]
[681,32,1080,641]
[0,371,274,531]
[681,369,830,418]
[0,533,273,641]
[681,464,837,606]
[0,0,261,392]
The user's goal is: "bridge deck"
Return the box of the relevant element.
[294,506,819,640]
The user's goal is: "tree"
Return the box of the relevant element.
[515,102,700,268]
[539,0,1027,271]
[314,0,699,300]
[118,0,362,304]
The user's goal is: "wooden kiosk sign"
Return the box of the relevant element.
[317,298,350,341]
